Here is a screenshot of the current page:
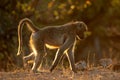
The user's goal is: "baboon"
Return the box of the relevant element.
[17,18,88,73]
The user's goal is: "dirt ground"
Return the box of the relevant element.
[0,68,120,80]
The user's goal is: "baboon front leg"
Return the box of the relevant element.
[50,49,64,72]
[30,40,45,73]
[66,45,77,73]
[50,37,75,72]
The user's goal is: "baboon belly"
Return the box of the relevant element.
[45,38,63,49]
[45,44,60,49]
[44,35,64,49]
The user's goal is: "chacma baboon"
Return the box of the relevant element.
[17,18,88,73]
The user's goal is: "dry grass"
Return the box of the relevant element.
[0,67,120,80]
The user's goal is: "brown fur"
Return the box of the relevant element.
[17,18,88,73]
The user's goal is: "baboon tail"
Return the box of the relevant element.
[17,18,39,56]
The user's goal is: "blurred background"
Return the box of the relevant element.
[0,0,120,71]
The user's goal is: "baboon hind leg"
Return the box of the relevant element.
[31,41,45,73]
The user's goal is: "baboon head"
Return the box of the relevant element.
[75,21,88,40]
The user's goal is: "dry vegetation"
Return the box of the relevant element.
[0,1,120,80]
[0,67,120,80]
[0,58,120,80]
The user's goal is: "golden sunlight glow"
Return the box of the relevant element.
[86,0,92,5]
[70,5,75,9]
[45,44,59,49]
